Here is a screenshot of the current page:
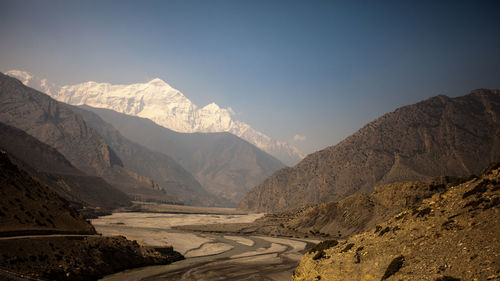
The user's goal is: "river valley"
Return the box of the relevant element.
[93,206,319,281]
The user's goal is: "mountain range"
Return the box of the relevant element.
[80,105,285,205]
[0,72,284,207]
[0,72,204,208]
[69,105,226,206]
[5,70,304,166]
[239,89,500,212]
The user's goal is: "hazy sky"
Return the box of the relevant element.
[1,0,499,154]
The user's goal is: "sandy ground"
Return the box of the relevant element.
[92,212,263,229]
[185,242,234,258]
[92,212,263,256]
[223,235,255,246]
[125,202,250,215]
[95,211,318,281]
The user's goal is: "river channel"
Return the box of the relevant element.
[92,208,317,281]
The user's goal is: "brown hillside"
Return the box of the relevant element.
[292,161,500,281]
[240,89,500,212]
[285,176,471,239]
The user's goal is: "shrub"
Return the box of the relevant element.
[435,276,461,281]
[462,180,489,199]
[415,207,431,217]
[308,240,339,254]
[312,250,326,260]
[381,255,404,280]
[379,227,391,236]
[341,243,355,253]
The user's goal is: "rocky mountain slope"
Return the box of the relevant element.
[239,89,500,212]
[0,150,96,236]
[70,106,226,206]
[6,70,304,166]
[293,161,500,281]
[285,176,471,239]
[0,72,116,177]
[0,122,130,211]
[0,72,185,206]
[81,105,285,205]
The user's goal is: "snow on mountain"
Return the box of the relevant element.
[6,70,304,165]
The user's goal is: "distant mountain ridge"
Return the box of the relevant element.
[81,105,285,205]
[70,106,226,206]
[5,70,304,166]
[239,89,500,212]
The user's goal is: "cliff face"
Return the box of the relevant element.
[0,122,131,210]
[239,89,500,212]
[71,106,221,206]
[0,73,113,177]
[292,162,500,281]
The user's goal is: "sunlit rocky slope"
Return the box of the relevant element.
[240,89,500,212]
[283,176,472,239]
[293,161,500,281]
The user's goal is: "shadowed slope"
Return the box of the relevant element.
[71,106,225,206]
[0,122,130,210]
[0,73,182,207]
[80,105,285,206]
[0,150,96,235]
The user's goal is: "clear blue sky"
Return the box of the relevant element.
[1,0,499,154]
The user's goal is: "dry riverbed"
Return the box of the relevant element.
[93,205,320,281]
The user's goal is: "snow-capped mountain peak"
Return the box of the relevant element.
[147,77,171,87]
[202,102,222,112]
[7,70,32,84]
[5,70,305,165]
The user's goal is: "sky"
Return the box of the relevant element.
[1,0,499,155]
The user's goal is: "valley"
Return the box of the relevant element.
[0,72,498,280]
[2,2,499,280]
[93,206,318,281]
